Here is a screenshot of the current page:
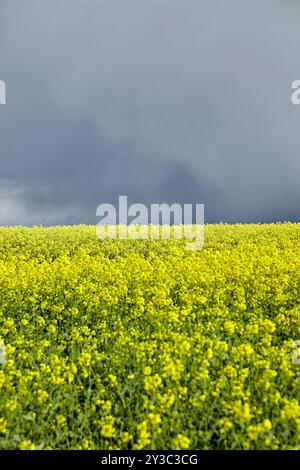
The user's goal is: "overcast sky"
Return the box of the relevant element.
[0,0,300,225]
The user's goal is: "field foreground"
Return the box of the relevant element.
[0,224,300,450]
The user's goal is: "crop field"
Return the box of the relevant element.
[0,224,300,450]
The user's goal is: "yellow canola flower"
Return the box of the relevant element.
[0,224,300,450]
[174,434,191,450]
[19,441,36,450]
[0,417,7,434]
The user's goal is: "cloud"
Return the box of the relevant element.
[0,0,300,224]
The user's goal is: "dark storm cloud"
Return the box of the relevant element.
[0,0,300,225]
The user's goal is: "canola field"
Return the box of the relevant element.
[0,224,300,450]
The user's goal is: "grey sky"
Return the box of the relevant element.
[0,0,300,225]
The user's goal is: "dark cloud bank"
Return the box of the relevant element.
[0,0,300,225]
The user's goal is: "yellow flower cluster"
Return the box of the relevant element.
[0,223,300,449]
